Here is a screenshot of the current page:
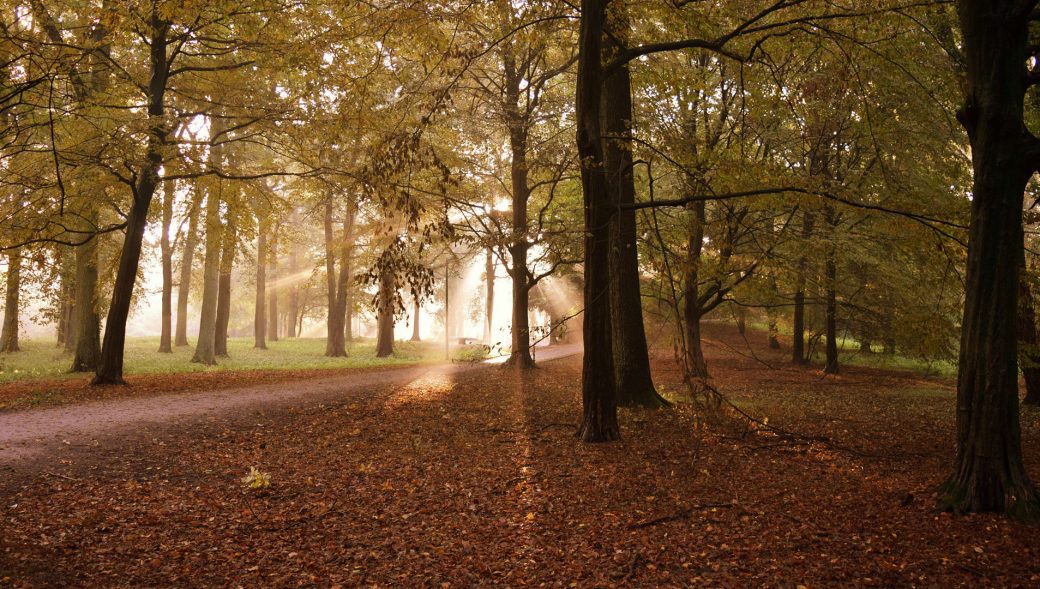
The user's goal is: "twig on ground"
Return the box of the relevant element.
[628,502,735,529]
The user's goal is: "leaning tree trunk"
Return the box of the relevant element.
[254,219,267,349]
[939,0,1039,518]
[1021,262,1040,405]
[214,220,236,357]
[175,187,203,347]
[602,6,666,408]
[375,265,395,358]
[191,174,223,366]
[159,178,175,353]
[93,27,170,386]
[0,248,21,353]
[575,0,619,442]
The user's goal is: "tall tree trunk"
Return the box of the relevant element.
[792,210,814,365]
[286,240,299,339]
[1,249,21,353]
[254,219,267,349]
[71,216,101,372]
[57,247,73,348]
[683,201,709,379]
[411,298,421,342]
[1019,261,1040,405]
[333,206,355,354]
[267,231,279,343]
[376,265,395,358]
[323,199,341,355]
[735,307,747,337]
[575,0,619,442]
[824,252,839,375]
[93,13,170,385]
[175,187,202,347]
[939,0,1039,517]
[191,167,224,366]
[484,247,495,344]
[602,6,665,408]
[214,220,236,357]
[159,178,175,353]
[503,48,535,369]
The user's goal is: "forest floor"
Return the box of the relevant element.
[2,324,1040,587]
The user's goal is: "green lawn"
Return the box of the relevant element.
[0,337,448,385]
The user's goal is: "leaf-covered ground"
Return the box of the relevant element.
[2,324,1040,587]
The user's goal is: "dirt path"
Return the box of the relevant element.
[0,344,582,469]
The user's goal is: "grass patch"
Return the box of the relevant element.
[0,337,445,385]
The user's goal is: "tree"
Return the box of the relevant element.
[575,0,620,442]
[938,0,1040,517]
[0,248,21,353]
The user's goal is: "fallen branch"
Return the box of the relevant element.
[628,502,734,529]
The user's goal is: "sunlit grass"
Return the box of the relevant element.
[0,337,447,384]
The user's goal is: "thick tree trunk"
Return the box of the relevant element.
[939,0,1039,517]
[191,171,224,366]
[1,249,21,353]
[376,265,395,358]
[214,220,236,357]
[507,269,534,367]
[175,188,202,347]
[254,220,267,349]
[575,0,619,442]
[158,178,174,353]
[410,298,421,342]
[93,15,170,385]
[71,220,101,372]
[602,7,665,408]
[1021,262,1040,405]
[323,199,342,355]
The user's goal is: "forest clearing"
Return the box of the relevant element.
[5,0,1040,586]
[2,325,1039,587]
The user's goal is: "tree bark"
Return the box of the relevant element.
[500,46,536,369]
[159,178,175,353]
[175,187,202,347]
[938,0,1039,517]
[410,298,421,342]
[57,247,74,349]
[484,247,495,344]
[1019,263,1040,405]
[602,6,665,408]
[71,214,101,372]
[575,0,619,442]
[286,239,299,339]
[792,211,815,365]
[93,13,170,385]
[376,264,395,358]
[254,219,267,349]
[683,201,709,379]
[0,249,21,353]
[191,167,224,366]
[214,219,236,357]
[824,252,839,374]
[267,230,279,343]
